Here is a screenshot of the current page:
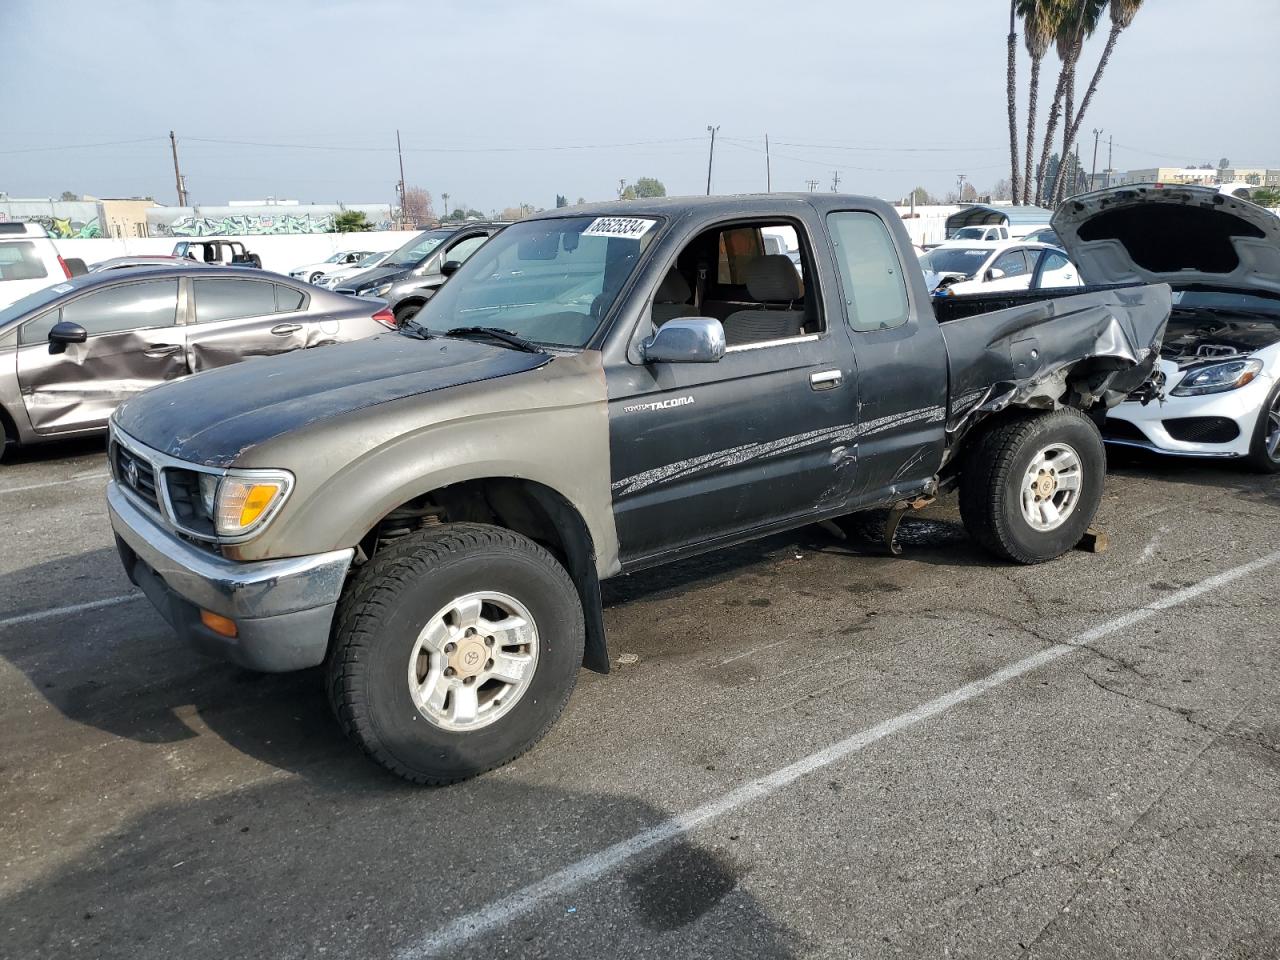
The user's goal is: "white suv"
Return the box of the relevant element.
[0,223,74,309]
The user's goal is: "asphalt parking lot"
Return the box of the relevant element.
[2,438,1278,960]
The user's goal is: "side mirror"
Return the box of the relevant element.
[641,317,725,364]
[48,320,88,354]
[440,260,462,277]
[986,267,1006,281]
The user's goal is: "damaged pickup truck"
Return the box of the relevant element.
[105,195,1169,783]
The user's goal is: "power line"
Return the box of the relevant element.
[0,136,166,155]
[183,135,707,154]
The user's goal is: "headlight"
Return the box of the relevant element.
[1170,358,1263,397]
[364,282,393,297]
[211,471,294,538]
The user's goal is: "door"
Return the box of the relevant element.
[981,247,1034,292]
[1032,248,1081,289]
[608,219,859,565]
[185,277,309,372]
[16,278,184,434]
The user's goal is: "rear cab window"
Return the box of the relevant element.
[0,241,50,283]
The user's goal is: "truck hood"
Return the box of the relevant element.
[1053,185,1280,294]
[113,335,552,467]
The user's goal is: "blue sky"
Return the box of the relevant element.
[3,0,1277,212]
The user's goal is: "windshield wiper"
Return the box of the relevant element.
[443,326,544,353]
[400,319,434,340]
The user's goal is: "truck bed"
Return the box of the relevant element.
[932,282,1172,434]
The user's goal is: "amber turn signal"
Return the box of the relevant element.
[200,609,238,638]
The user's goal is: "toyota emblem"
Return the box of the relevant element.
[124,458,139,488]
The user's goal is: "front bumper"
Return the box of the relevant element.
[1104,372,1273,459]
[107,481,353,672]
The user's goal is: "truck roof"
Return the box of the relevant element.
[524,193,895,222]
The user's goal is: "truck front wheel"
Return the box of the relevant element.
[327,523,585,784]
[959,408,1105,564]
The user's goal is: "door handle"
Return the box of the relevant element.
[271,323,303,336]
[810,369,843,391]
[144,343,181,357]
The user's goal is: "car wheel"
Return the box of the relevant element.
[1246,381,1280,474]
[959,408,1105,564]
[0,415,12,464]
[327,522,584,784]
[309,271,322,284]
[394,302,422,327]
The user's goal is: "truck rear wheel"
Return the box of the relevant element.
[327,522,584,784]
[959,408,1105,564]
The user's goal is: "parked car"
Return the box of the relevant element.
[288,250,375,285]
[1054,184,1280,472]
[105,194,1168,783]
[0,267,394,459]
[173,239,261,268]
[921,241,1080,295]
[316,250,392,289]
[334,222,507,301]
[381,227,505,325]
[0,222,76,309]
[88,255,201,273]
[948,224,1010,242]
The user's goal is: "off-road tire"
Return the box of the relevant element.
[959,408,1105,564]
[327,522,585,785]
[1245,380,1280,474]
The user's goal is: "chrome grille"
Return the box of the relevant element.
[112,440,161,513]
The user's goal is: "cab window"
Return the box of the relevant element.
[826,212,909,332]
[991,249,1030,278]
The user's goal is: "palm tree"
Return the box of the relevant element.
[1054,0,1144,200]
[1018,0,1063,204]
[1033,0,1103,206]
[1049,0,1107,204]
[1006,0,1021,204]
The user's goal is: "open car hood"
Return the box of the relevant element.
[1052,185,1280,294]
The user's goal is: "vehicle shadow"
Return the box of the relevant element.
[0,773,801,960]
[2,433,107,466]
[1107,445,1280,505]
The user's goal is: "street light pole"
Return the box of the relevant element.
[1090,128,1103,192]
[705,125,719,196]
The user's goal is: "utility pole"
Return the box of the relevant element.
[169,130,188,206]
[1106,134,1113,189]
[705,125,719,196]
[395,129,407,226]
[765,133,771,192]
[831,170,841,193]
[805,179,819,192]
[956,173,967,202]
[441,192,449,223]
[1090,128,1103,192]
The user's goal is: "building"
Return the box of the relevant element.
[1116,167,1220,186]
[1218,167,1280,187]
[146,201,396,236]
[87,197,160,239]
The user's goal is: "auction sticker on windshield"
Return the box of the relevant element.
[583,217,657,240]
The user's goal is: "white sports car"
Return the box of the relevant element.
[1053,185,1280,472]
[288,249,375,285]
[315,250,392,288]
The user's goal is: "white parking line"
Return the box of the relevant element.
[0,472,110,496]
[397,548,1280,958]
[0,593,140,628]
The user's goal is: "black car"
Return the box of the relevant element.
[334,222,508,308]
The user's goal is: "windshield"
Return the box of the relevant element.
[357,251,387,267]
[951,227,989,239]
[324,252,349,264]
[384,229,453,268]
[0,282,72,329]
[919,247,990,276]
[413,215,658,349]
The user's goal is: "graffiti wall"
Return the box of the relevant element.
[0,201,103,238]
[147,204,395,237]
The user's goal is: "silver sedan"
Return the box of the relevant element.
[0,266,393,459]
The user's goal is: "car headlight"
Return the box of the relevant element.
[207,471,294,538]
[1170,358,1263,397]
[363,282,393,297]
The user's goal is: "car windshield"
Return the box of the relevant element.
[384,230,453,268]
[951,227,990,239]
[324,252,349,263]
[919,247,991,276]
[0,282,72,329]
[357,251,386,266]
[412,215,658,349]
